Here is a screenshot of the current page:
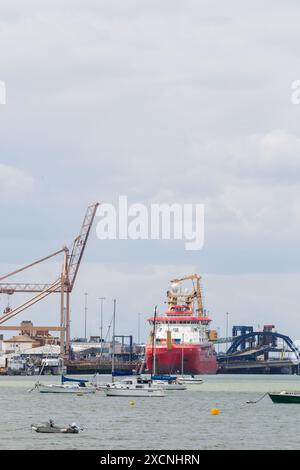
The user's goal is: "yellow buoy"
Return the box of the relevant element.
[211,408,219,415]
[129,400,136,406]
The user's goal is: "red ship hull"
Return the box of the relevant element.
[145,343,218,375]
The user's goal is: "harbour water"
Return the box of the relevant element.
[1,374,300,450]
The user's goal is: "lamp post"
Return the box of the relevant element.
[84,293,88,341]
[138,313,141,344]
[226,312,230,353]
[99,297,105,357]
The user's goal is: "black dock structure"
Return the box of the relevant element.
[217,325,300,374]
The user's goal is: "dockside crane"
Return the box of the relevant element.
[0,202,99,356]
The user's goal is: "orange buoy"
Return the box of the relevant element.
[211,408,220,415]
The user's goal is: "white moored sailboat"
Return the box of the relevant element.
[36,375,96,394]
[102,302,165,397]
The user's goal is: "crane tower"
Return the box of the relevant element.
[0,203,99,356]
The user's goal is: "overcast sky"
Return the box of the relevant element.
[1,1,300,342]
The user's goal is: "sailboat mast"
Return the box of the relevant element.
[112,299,116,383]
[181,333,184,377]
[151,305,158,378]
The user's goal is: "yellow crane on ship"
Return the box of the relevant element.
[0,203,99,356]
[168,274,205,317]
[167,274,218,342]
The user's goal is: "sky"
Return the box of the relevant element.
[0,1,300,343]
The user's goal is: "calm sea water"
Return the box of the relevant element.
[0,374,300,450]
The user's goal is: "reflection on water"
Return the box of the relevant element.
[0,374,300,450]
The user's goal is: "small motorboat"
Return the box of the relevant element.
[153,378,187,390]
[268,391,300,404]
[31,420,82,433]
[151,374,187,390]
[178,376,203,385]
